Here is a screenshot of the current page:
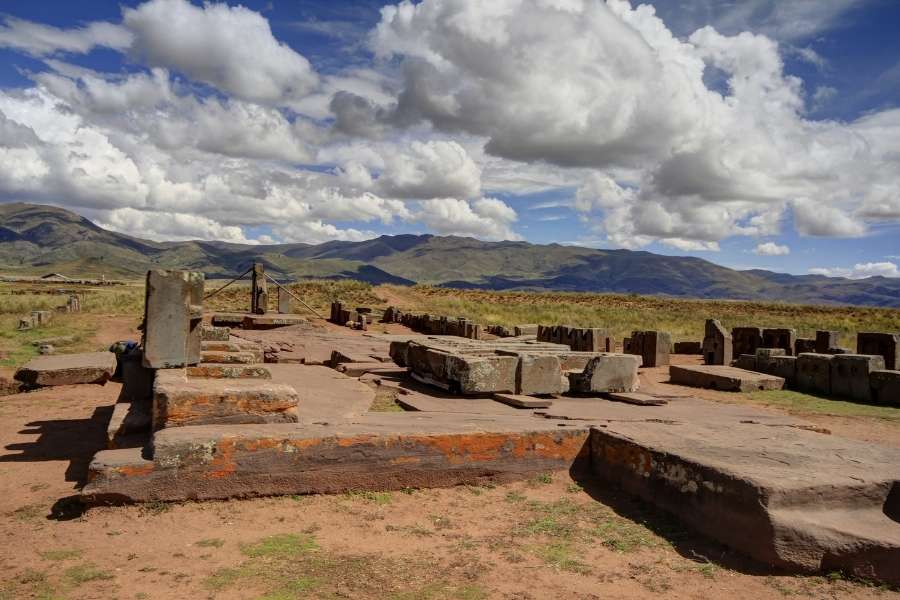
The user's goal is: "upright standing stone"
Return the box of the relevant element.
[856,332,900,370]
[142,270,204,369]
[703,319,732,366]
[795,338,816,355]
[277,287,293,314]
[816,331,840,354]
[762,328,796,356]
[250,263,268,315]
[732,327,763,358]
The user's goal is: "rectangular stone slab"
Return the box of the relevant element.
[588,419,900,585]
[669,365,784,392]
[606,392,668,406]
[153,370,299,428]
[493,393,553,408]
[15,351,116,387]
[186,365,271,379]
[82,413,591,503]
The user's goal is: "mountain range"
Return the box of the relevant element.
[2,202,899,307]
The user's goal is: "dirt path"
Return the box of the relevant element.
[1,383,896,599]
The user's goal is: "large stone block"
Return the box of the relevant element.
[515,354,563,395]
[152,369,298,428]
[755,348,786,374]
[769,356,798,387]
[200,325,230,341]
[142,270,204,368]
[870,370,900,407]
[568,354,641,393]
[446,354,517,395]
[14,352,117,387]
[762,328,796,356]
[796,353,833,396]
[673,341,702,355]
[732,327,763,358]
[629,330,671,367]
[702,319,732,366]
[734,354,757,371]
[857,332,900,370]
[794,338,816,355]
[815,331,840,354]
[669,365,784,392]
[830,354,884,403]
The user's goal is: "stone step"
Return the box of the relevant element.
[606,392,668,406]
[199,350,257,364]
[201,341,243,353]
[186,364,271,379]
[82,413,591,503]
[153,369,298,428]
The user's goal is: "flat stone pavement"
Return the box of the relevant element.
[265,363,375,421]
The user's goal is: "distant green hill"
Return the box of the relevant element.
[2,202,899,307]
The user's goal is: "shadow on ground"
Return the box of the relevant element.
[1,405,112,484]
[568,459,778,576]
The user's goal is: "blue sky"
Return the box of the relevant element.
[0,0,898,279]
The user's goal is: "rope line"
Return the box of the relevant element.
[202,266,253,300]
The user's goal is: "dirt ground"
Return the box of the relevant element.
[1,317,899,599]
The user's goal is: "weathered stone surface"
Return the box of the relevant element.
[870,370,900,406]
[83,414,591,503]
[186,365,271,379]
[277,287,293,314]
[199,351,257,364]
[152,369,299,428]
[493,393,553,408]
[732,327,763,358]
[830,354,885,403]
[857,332,900,370]
[446,354,517,395]
[201,341,243,353]
[211,313,246,328]
[796,353,833,396]
[702,319,731,365]
[795,338,816,355]
[568,354,641,393]
[513,324,539,337]
[242,314,307,330]
[816,330,840,354]
[336,362,406,377]
[142,270,204,368]
[200,325,230,341]
[673,341,702,355]
[734,354,757,371]
[515,354,563,395]
[669,365,784,392]
[762,328,796,356]
[606,392,667,406]
[755,348,786,375]
[14,351,116,387]
[768,355,798,387]
[588,419,900,584]
[628,330,671,368]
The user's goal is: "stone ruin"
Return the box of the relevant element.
[536,324,611,352]
[377,305,482,339]
[626,330,671,367]
[683,321,900,406]
[702,319,732,365]
[10,269,897,585]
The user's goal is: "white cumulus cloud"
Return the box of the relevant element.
[809,262,900,279]
[754,242,790,256]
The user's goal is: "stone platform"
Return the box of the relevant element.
[589,418,900,584]
[14,351,116,387]
[83,413,591,503]
[669,364,784,392]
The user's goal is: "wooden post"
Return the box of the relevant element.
[251,263,268,314]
